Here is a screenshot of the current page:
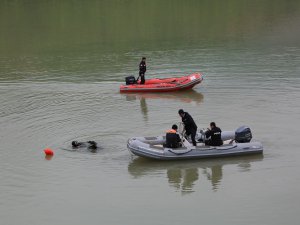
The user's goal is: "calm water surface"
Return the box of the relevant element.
[0,1,300,225]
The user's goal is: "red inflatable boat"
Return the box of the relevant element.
[120,73,203,93]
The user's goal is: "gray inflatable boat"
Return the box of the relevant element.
[127,126,263,160]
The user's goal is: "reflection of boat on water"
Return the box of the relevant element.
[123,89,203,121]
[128,155,263,193]
[122,89,204,104]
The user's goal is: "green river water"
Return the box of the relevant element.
[1,1,300,225]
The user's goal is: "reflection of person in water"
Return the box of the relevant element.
[203,165,223,191]
[167,168,182,189]
[128,156,263,193]
[167,168,199,193]
[181,168,199,192]
[140,97,148,120]
[123,91,204,122]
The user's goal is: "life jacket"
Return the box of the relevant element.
[166,129,177,134]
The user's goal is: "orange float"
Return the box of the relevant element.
[44,148,54,156]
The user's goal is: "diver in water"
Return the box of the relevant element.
[71,141,98,150]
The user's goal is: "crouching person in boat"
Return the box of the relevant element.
[205,122,223,146]
[165,124,182,148]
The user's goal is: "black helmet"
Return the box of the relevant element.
[88,141,97,149]
[178,109,184,114]
[72,141,79,147]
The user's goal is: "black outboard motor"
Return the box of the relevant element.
[125,76,136,85]
[235,126,252,143]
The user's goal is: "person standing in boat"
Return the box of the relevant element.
[178,109,198,146]
[165,124,182,148]
[204,122,223,146]
[138,57,146,84]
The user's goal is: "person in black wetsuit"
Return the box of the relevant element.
[138,57,146,84]
[205,122,223,146]
[178,109,198,146]
[72,141,98,150]
[165,124,182,148]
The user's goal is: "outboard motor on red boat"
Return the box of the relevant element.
[125,76,136,85]
[235,126,252,143]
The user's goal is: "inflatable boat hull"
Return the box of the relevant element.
[120,73,203,93]
[127,136,263,160]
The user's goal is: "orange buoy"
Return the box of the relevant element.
[44,148,54,156]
